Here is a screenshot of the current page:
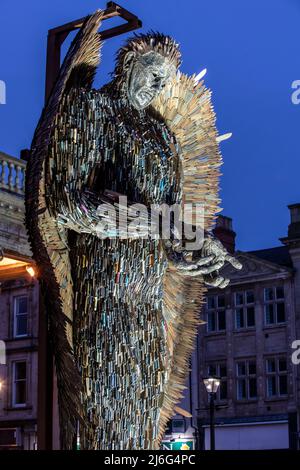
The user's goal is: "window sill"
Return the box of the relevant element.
[233,328,256,334]
[262,323,287,331]
[264,396,288,402]
[204,331,226,337]
[4,405,33,411]
[235,399,258,404]
[6,336,37,342]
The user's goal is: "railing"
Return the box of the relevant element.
[0,152,26,195]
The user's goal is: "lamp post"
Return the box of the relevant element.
[203,376,220,450]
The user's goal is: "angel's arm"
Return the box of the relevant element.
[47,88,155,239]
[54,186,152,239]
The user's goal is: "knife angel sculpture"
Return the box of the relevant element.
[25,10,241,450]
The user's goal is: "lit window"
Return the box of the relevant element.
[236,360,257,400]
[266,357,288,397]
[12,361,27,407]
[264,287,285,325]
[206,295,226,333]
[13,296,28,337]
[234,290,255,329]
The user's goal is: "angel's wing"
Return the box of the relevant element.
[25,10,103,449]
[151,73,224,442]
[152,71,223,229]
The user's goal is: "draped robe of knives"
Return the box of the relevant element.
[25,10,223,449]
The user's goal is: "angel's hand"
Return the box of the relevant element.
[164,236,242,289]
[197,236,242,288]
[164,239,223,276]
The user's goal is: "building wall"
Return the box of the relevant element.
[199,277,295,419]
[0,279,39,449]
[195,216,299,450]
[0,151,38,449]
[166,212,300,450]
[204,421,289,450]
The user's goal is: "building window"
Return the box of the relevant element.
[236,360,257,400]
[234,290,255,329]
[206,295,226,332]
[13,296,28,337]
[266,357,288,397]
[207,363,227,401]
[264,287,285,325]
[171,419,186,434]
[12,361,27,407]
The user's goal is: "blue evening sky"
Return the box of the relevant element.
[0,0,299,251]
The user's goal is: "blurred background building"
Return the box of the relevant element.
[0,151,38,450]
[165,208,300,450]
[1,150,300,450]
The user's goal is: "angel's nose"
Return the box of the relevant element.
[152,77,163,90]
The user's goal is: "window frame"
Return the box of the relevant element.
[12,360,27,408]
[13,295,29,338]
[264,286,286,326]
[266,356,288,398]
[207,363,228,402]
[236,359,257,401]
[206,294,226,333]
[234,290,255,330]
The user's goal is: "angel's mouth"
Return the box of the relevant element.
[137,88,154,104]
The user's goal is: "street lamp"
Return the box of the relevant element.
[26,265,36,278]
[203,376,220,450]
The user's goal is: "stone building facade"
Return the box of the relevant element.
[0,151,38,449]
[164,209,300,450]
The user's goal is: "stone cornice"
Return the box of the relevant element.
[220,250,293,286]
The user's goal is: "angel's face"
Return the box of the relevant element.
[126,51,176,110]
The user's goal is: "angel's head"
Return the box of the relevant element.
[112,32,181,110]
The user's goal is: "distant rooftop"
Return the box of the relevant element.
[248,246,293,268]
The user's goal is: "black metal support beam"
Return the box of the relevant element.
[45,2,142,101]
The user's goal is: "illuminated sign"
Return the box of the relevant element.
[161,440,194,450]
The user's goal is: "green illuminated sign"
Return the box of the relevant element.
[161,440,194,450]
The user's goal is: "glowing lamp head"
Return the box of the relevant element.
[26,266,35,278]
[203,376,221,394]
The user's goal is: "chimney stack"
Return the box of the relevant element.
[287,204,300,240]
[20,148,30,162]
[213,215,236,254]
